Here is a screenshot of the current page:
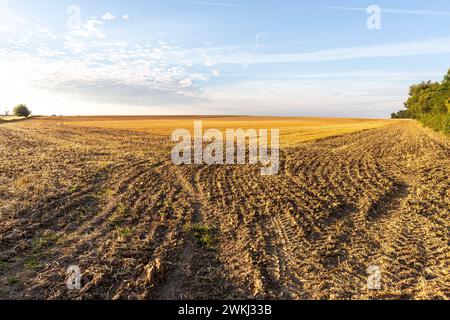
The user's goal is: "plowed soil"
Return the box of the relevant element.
[0,119,448,299]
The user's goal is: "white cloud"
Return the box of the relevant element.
[69,19,105,39]
[180,78,193,87]
[208,37,450,65]
[36,47,66,58]
[1,8,447,118]
[1,35,437,117]
[0,34,210,111]
[37,28,58,39]
[122,14,130,20]
[196,77,410,118]
[102,12,116,21]
[63,36,86,54]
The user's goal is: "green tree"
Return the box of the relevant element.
[429,69,450,114]
[404,81,439,119]
[392,69,450,134]
[13,104,31,118]
[391,109,411,119]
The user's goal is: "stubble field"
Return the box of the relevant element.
[0,116,448,299]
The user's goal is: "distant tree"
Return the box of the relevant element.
[4,110,9,116]
[391,109,411,119]
[13,104,31,118]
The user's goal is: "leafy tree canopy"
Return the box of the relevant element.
[13,104,31,118]
[392,68,450,134]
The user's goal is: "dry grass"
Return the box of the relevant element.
[0,116,25,122]
[40,116,395,147]
[0,117,448,300]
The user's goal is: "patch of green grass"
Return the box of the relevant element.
[116,226,132,239]
[0,261,7,270]
[25,256,41,270]
[116,203,127,215]
[108,203,129,227]
[31,233,60,251]
[159,206,174,219]
[95,188,115,200]
[190,224,217,251]
[7,277,18,285]
[71,208,92,224]
[108,215,123,227]
[69,184,81,193]
[75,210,87,223]
[183,222,191,233]
[103,188,115,198]
[93,164,113,181]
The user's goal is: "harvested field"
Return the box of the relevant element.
[0,117,449,300]
[52,116,392,146]
[0,117,26,122]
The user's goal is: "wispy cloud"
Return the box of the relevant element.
[101,12,116,21]
[312,5,450,17]
[204,37,450,65]
[0,27,217,107]
[1,1,448,117]
[184,1,240,7]
[196,76,410,118]
[68,19,105,39]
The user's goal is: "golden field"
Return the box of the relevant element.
[0,116,448,300]
[44,116,394,146]
[0,116,25,122]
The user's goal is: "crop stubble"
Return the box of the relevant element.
[0,118,448,299]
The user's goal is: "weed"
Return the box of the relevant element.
[7,277,18,285]
[116,226,132,239]
[25,256,41,270]
[32,233,60,251]
[104,188,115,198]
[108,203,128,227]
[116,203,127,216]
[69,184,81,193]
[191,224,217,251]
[76,210,87,222]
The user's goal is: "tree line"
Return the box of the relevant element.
[392,69,450,134]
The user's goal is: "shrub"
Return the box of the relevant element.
[420,113,450,134]
[442,113,450,134]
[13,104,31,118]
[391,109,411,119]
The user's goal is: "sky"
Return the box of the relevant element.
[1,0,450,118]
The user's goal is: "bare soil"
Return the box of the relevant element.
[0,120,448,299]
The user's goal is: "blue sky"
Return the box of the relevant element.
[1,0,450,117]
